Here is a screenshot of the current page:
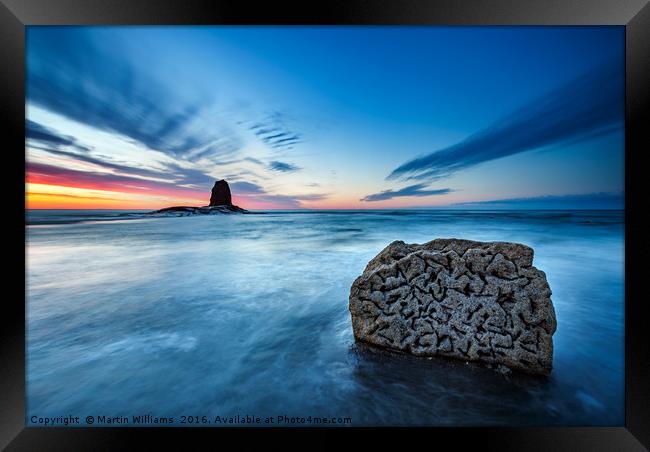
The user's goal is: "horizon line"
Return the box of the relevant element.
[25,207,625,211]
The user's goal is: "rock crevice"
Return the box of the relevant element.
[349,238,557,376]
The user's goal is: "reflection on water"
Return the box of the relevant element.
[26,210,624,426]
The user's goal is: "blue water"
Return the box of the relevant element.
[26,210,624,426]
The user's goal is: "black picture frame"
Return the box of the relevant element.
[2,0,648,449]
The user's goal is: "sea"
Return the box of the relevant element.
[25,209,624,426]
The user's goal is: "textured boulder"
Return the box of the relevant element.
[349,239,556,376]
[209,179,232,206]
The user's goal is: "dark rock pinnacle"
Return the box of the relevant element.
[209,179,232,206]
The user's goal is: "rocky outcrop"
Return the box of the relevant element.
[149,179,250,216]
[209,179,232,206]
[149,205,248,216]
[349,239,556,376]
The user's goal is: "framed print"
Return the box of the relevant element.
[2,0,649,449]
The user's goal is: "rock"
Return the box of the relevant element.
[496,364,513,376]
[149,205,248,216]
[148,179,253,216]
[348,238,557,376]
[209,179,232,206]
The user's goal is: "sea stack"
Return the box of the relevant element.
[349,238,557,376]
[148,179,249,216]
[209,179,232,206]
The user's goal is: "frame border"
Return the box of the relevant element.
[2,0,648,449]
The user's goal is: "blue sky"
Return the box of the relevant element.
[26,26,624,209]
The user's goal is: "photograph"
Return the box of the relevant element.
[24,25,625,428]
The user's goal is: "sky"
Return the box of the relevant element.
[25,26,624,210]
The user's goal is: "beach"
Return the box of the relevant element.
[26,209,624,426]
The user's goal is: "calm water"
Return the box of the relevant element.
[26,210,624,426]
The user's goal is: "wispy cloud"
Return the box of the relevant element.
[268,160,301,172]
[26,120,92,153]
[230,180,327,208]
[27,160,328,209]
[27,161,205,199]
[230,181,266,194]
[27,119,219,189]
[26,29,314,209]
[31,144,167,180]
[387,60,623,182]
[28,192,125,202]
[160,163,219,187]
[27,29,239,162]
[361,184,452,202]
[450,192,623,210]
[249,111,302,150]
